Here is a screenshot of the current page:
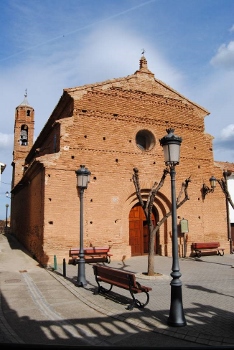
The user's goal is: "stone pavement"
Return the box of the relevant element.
[0,232,234,349]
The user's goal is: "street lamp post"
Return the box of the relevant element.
[5,204,9,229]
[160,128,186,327]
[75,165,91,287]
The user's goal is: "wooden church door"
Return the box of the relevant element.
[129,203,156,256]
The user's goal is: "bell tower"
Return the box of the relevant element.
[12,90,35,188]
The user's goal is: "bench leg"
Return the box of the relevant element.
[195,249,224,257]
[194,250,201,258]
[128,286,150,309]
[218,249,224,256]
[127,293,150,310]
[94,278,113,294]
[127,302,135,311]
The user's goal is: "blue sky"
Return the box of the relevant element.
[0,0,234,219]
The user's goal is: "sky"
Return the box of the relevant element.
[0,0,234,219]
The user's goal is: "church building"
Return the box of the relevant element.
[9,55,233,266]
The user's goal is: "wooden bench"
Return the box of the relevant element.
[68,246,112,265]
[191,242,225,258]
[92,264,152,310]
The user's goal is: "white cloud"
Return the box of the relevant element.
[210,41,234,70]
[75,22,185,90]
[0,133,13,150]
[213,124,234,162]
[184,61,234,150]
[220,124,234,138]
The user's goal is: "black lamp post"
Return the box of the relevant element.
[5,204,9,229]
[75,165,91,287]
[160,128,186,327]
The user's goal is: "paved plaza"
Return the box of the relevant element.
[0,233,234,348]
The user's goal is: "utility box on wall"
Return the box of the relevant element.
[180,218,189,234]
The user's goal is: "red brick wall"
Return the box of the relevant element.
[11,60,230,266]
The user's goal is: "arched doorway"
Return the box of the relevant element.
[129,203,158,256]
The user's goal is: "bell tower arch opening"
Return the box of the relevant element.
[20,124,28,145]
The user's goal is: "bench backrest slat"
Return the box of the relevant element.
[93,265,136,288]
[192,242,220,249]
[69,246,110,256]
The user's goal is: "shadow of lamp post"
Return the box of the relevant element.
[75,165,91,287]
[160,128,186,327]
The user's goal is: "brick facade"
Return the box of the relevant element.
[10,56,232,266]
